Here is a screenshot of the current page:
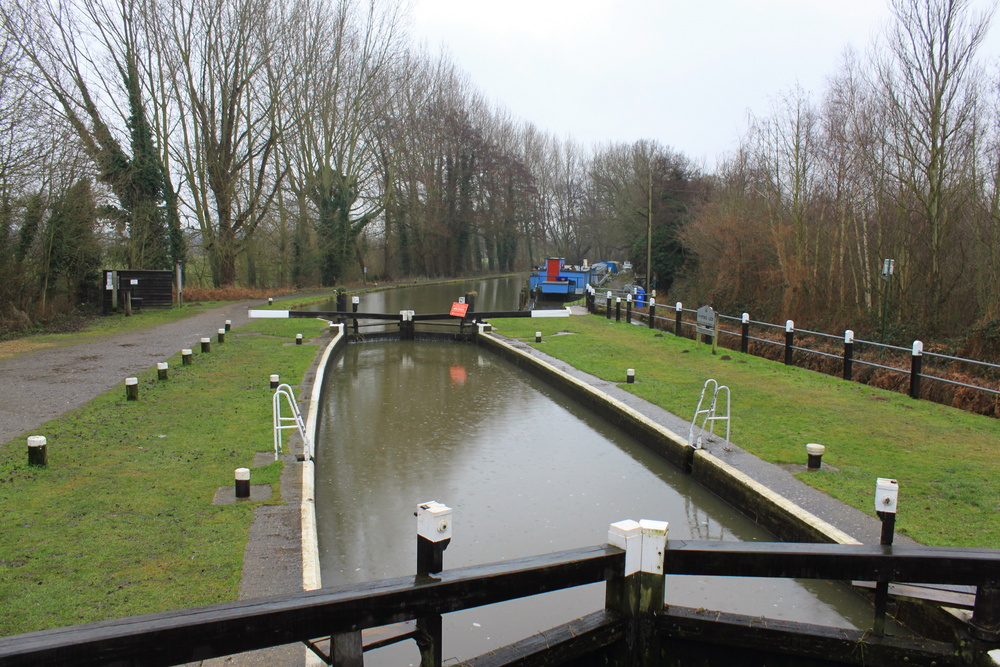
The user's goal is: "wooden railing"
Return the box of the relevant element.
[2,531,999,666]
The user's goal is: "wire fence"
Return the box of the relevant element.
[585,289,1000,417]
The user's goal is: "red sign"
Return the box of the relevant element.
[450,302,469,317]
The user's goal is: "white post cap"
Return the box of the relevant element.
[218,328,225,334]
[201,337,210,343]
[181,349,192,355]
[912,340,923,355]
[875,477,899,513]
[235,468,250,481]
[157,362,168,370]
[352,296,360,304]
[806,443,825,456]
[269,374,279,383]
[27,435,46,447]
[845,330,854,344]
[649,298,655,306]
[416,501,452,542]
[125,377,138,386]
[676,302,682,310]
[742,312,749,323]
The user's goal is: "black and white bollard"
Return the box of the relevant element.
[225,319,231,332]
[415,501,452,667]
[235,468,250,499]
[606,519,668,664]
[844,330,855,381]
[909,340,923,399]
[27,435,47,467]
[295,333,303,345]
[217,328,226,344]
[873,477,898,636]
[784,320,795,365]
[182,348,193,365]
[675,301,683,336]
[268,297,273,305]
[157,362,169,381]
[806,443,825,470]
[125,377,139,401]
[270,374,280,389]
[741,312,750,353]
[535,331,542,343]
[615,297,622,322]
[201,337,211,353]
[627,368,635,384]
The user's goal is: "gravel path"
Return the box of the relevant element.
[0,301,260,445]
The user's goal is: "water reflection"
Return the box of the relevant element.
[315,339,878,664]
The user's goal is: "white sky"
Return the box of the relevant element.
[409,0,1000,169]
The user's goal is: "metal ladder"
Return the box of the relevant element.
[272,383,312,461]
[688,379,731,449]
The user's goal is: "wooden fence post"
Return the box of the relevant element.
[873,478,898,636]
[910,341,923,399]
[674,302,682,337]
[784,320,795,366]
[741,313,749,353]
[415,501,452,667]
[843,330,854,381]
[606,519,668,666]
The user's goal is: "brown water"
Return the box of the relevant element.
[312,278,880,664]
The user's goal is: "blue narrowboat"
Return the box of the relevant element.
[528,258,593,305]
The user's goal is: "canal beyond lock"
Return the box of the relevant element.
[310,276,882,664]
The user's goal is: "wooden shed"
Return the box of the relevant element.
[102,270,174,313]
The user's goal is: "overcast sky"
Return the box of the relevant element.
[409,0,1000,169]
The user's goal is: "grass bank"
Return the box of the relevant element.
[492,314,1000,549]
[0,311,329,636]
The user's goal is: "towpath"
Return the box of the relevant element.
[0,301,261,445]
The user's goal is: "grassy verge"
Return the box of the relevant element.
[0,316,328,636]
[491,314,1000,549]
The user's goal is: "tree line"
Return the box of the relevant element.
[0,0,995,346]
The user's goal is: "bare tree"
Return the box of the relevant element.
[874,0,992,321]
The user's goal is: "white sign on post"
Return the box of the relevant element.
[696,305,715,336]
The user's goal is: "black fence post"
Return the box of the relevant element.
[674,302,682,337]
[873,478,898,637]
[909,341,923,399]
[648,298,656,330]
[606,292,612,320]
[844,330,854,381]
[626,294,632,323]
[416,502,452,667]
[971,583,1000,642]
[352,296,360,335]
[784,320,795,366]
[615,297,622,322]
[741,313,749,353]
